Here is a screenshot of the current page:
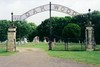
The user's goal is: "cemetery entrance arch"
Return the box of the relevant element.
[13,4,80,21]
[12,3,83,51]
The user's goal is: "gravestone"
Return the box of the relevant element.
[24,38,28,43]
[44,37,49,43]
[21,40,24,44]
[33,36,39,43]
[44,39,47,43]
[7,27,16,52]
[52,38,56,47]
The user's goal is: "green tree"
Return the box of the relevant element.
[27,23,37,42]
[91,11,100,43]
[62,23,81,38]
[37,16,72,41]
[0,20,10,41]
[14,21,36,41]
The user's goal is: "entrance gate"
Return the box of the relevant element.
[9,2,95,51]
[12,2,80,50]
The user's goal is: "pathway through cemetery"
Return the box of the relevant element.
[0,48,93,67]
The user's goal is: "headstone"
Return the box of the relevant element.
[53,38,56,45]
[18,41,21,45]
[7,27,16,52]
[79,40,80,44]
[33,36,39,43]
[44,39,47,43]
[44,37,48,43]
[52,38,56,47]
[21,41,24,44]
[59,40,62,43]
[24,38,28,43]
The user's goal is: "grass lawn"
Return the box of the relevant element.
[0,43,16,56]
[18,42,100,67]
[0,50,16,56]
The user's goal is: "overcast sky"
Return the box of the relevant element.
[0,0,100,25]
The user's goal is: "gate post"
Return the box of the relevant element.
[7,12,16,52]
[85,9,95,51]
[7,27,16,52]
[85,21,94,51]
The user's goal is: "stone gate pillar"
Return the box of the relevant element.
[7,27,16,52]
[85,21,94,51]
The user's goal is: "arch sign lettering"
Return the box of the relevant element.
[13,4,80,21]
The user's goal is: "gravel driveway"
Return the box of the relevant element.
[0,48,93,67]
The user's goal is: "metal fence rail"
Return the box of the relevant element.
[52,38,100,51]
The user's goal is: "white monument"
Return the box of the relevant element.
[33,36,39,43]
[24,38,28,43]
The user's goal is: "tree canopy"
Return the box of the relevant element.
[0,20,36,42]
[62,23,81,38]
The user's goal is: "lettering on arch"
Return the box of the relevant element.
[13,4,80,21]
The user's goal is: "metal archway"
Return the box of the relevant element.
[13,3,80,21]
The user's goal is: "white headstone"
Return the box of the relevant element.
[24,38,28,43]
[33,36,39,43]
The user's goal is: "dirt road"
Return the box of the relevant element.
[0,48,93,67]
